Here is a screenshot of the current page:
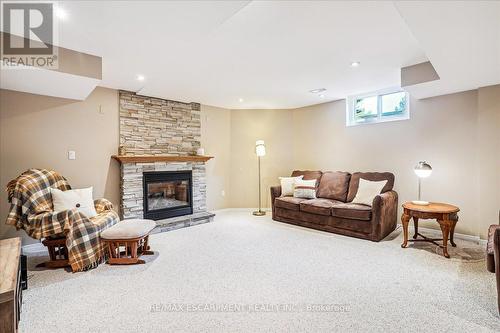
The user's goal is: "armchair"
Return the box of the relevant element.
[5,169,119,272]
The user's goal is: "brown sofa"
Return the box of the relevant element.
[270,170,398,241]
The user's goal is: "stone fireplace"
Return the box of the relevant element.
[114,91,214,230]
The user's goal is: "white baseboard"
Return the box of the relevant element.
[212,210,487,245]
[22,214,486,251]
[396,224,487,246]
[22,242,46,253]
[212,207,272,213]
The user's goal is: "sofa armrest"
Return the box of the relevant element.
[371,190,398,241]
[270,186,281,219]
[270,186,281,205]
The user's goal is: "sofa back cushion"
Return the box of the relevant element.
[347,172,394,202]
[316,171,351,202]
[290,170,323,186]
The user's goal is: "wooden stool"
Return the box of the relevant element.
[101,219,156,265]
[36,236,70,268]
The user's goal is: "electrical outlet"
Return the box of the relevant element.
[68,150,76,160]
[221,190,225,197]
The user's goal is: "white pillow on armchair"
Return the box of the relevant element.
[51,187,97,218]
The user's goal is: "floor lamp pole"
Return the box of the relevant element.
[253,156,265,216]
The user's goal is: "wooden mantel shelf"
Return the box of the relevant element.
[111,155,214,163]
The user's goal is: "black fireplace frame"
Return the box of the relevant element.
[143,170,193,220]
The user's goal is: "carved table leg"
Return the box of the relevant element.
[449,219,457,247]
[401,213,411,248]
[438,220,451,258]
[412,217,419,239]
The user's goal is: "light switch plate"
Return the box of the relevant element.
[68,150,76,160]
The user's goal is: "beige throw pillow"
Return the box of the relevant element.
[293,179,317,199]
[51,187,97,218]
[279,176,304,196]
[351,179,388,206]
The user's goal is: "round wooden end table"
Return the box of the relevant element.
[401,202,460,258]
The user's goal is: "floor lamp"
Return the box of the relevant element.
[253,140,266,216]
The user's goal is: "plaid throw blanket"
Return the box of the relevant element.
[6,169,119,272]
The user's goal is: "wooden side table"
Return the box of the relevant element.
[0,237,22,333]
[401,202,459,258]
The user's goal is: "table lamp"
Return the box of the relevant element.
[253,140,266,216]
[412,161,432,205]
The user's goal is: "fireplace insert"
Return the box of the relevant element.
[143,171,193,220]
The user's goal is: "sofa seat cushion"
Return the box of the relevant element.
[274,197,308,211]
[300,198,341,216]
[331,203,372,221]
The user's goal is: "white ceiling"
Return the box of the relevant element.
[3,1,500,108]
[395,1,500,99]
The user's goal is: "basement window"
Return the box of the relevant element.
[346,88,409,126]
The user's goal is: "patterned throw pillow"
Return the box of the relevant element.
[293,179,317,199]
[279,176,304,196]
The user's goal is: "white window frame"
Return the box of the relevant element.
[346,87,410,127]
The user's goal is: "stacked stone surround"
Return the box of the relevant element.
[118,91,208,222]
[119,90,201,156]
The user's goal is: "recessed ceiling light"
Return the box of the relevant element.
[319,94,325,98]
[54,7,68,20]
[350,61,360,67]
[309,88,326,94]
[137,75,145,81]
[238,98,244,102]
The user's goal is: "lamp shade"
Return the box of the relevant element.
[255,140,266,157]
[414,161,432,178]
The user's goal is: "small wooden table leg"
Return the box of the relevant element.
[438,219,451,258]
[449,219,457,247]
[401,213,410,248]
[412,217,419,239]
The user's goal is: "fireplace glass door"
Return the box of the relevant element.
[147,180,189,210]
[143,171,193,220]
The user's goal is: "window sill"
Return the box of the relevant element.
[346,114,410,127]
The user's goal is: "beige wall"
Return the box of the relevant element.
[228,109,294,208]
[1,85,498,242]
[201,105,232,210]
[292,87,500,238]
[0,89,234,245]
[0,87,120,244]
[197,86,499,239]
[477,85,500,237]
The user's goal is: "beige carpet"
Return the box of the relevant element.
[21,210,499,332]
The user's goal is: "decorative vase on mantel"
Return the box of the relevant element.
[118,145,126,155]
